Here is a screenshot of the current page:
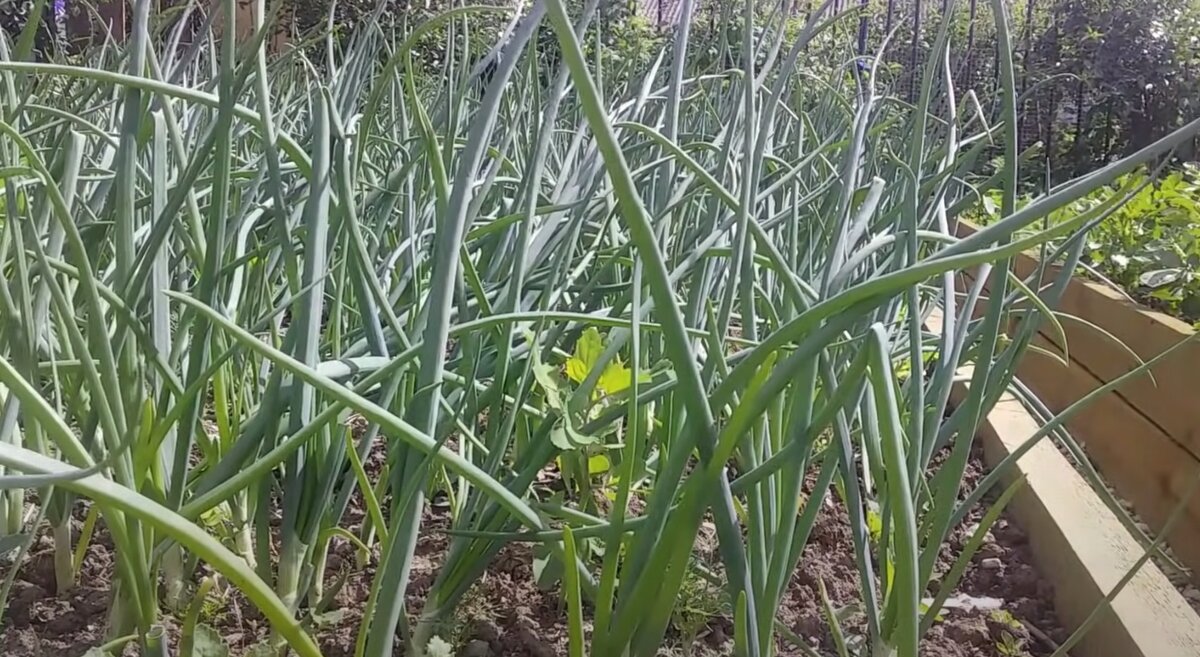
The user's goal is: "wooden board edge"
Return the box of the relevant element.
[956,262,1200,473]
[1014,343,1200,582]
[966,386,1200,657]
[929,309,1200,657]
[1071,276,1196,337]
[937,294,1200,579]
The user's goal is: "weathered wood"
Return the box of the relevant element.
[1015,336,1200,579]
[1044,276,1200,459]
[957,221,1200,460]
[230,0,290,50]
[968,381,1200,657]
[67,0,290,51]
[67,0,127,43]
[938,341,1200,657]
[953,221,1200,580]
[957,268,1200,546]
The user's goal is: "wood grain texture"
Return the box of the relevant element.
[1043,278,1200,459]
[976,393,1200,657]
[951,222,1200,579]
[947,357,1200,657]
[1015,341,1200,579]
[956,221,1200,460]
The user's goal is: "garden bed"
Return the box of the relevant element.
[3,281,1198,657]
[1,443,1065,657]
[933,289,1200,657]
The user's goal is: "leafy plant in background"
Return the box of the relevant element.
[670,566,724,652]
[996,631,1029,657]
[978,164,1200,323]
[589,3,665,74]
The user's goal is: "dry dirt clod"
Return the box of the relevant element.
[981,557,1003,570]
[978,542,1004,559]
[461,638,491,657]
[944,615,991,646]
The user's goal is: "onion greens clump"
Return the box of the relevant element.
[0,1,1195,656]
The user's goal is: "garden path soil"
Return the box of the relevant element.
[0,449,1066,657]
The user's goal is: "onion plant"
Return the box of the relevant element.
[0,0,1197,656]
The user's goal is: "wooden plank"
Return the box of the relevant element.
[949,266,1200,579]
[66,0,127,43]
[64,0,289,50]
[955,221,1200,460]
[232,0,290,50]
[1014,342,1200,578]
[1047,277,1200,458]
[957,262,1199,462]
[945,357,1200,657]
[970,386,1200,657]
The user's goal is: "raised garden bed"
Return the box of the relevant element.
[5,370,1197,657]
[948,357,1200,657]
[938,216,1200,657]
[954,221,1200,583]
[0,423,1071,657]
[0,475,1067,657]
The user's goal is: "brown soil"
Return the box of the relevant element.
[1,536,116,656]
[0,446,1065,657]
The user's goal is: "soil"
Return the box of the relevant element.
[0,444,1066,657]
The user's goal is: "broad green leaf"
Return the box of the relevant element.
[533,541,563,590]
[587,454,611,476]
[551,418,598,451]
[199,504,231,531]
[1141,268,1183,288]
[917,601,945,623]
[533,360,565,411]
[528,330,566,410]
[566,327,605,383]
[550,424,573,451]
[598,359,632,395]
[192,624,230,657]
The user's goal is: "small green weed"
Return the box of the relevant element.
[990,608,1023,630]
[996,630,1028,657]
[671,568,723,650]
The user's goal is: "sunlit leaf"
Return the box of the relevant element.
[587,453,610,476]
[1140,268,1183,288]
[566,327,605,383]
[550,424,573,450]
[598,359,632,395]
[533,360,565,411]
